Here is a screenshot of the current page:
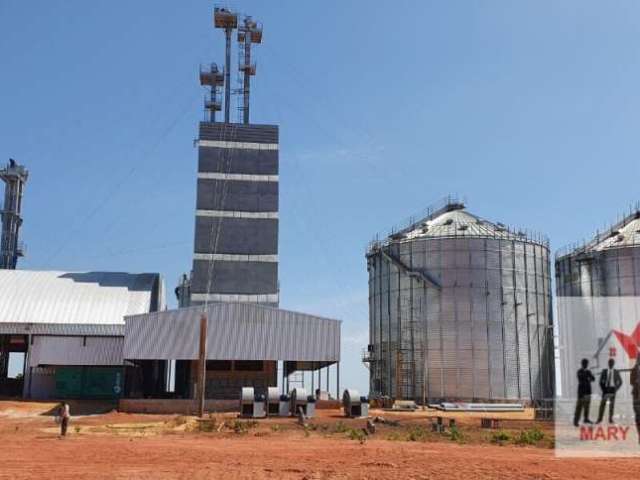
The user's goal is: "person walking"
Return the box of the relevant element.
[574,358,595,427]
[596,358,623,424]
[58,402,70,437]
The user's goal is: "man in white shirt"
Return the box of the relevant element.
[58,402,71,437]
[596,358,622,424]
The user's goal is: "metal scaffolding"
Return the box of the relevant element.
[0,159,28,270]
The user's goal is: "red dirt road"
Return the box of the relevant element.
[3,432,640,480]
[1,402,639,479]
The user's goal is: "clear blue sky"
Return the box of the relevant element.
[2,1,640,393]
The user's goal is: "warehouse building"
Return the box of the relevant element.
[120,302,341,411]
[0,270,164,399]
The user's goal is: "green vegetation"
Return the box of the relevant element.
[515,427,545,446]
[449,425,464,443]
[490,430,512,445]
[407,425,430,442]
[346,428,367,444]
[333,421,348,433]
[197,419,217,433]
[232,420,258,434]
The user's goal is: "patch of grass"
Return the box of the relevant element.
[332,421,349,434]
[346,428,367,444]
[174,416,191,426]
[407,426,430,442]
[449,425,464,443]
[232,420,258,434]
[490,430,512,445]
[197,419,217,433]
[515,427,545,446]
[386,431,404,441]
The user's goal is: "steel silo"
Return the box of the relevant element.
[556,208,640,298]
[365,199,554,404]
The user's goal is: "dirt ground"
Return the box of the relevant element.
[0,400,639,479]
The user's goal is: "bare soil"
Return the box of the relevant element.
[0,400,638,479]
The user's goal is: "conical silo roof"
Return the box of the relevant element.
[583,211,640,252]
[388,202,542,244]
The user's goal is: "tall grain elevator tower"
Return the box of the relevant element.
[0,159,28,270]
[187,7,279,307]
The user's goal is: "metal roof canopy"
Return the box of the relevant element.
[0,270,163,336]
[123,302,341,363]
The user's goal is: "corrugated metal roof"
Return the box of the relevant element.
[0,270,162,332]
[558,209,640,258]
[398,206,528,242]
[589,216,640,251]
[29,336,123,367]
[124,302,341,362]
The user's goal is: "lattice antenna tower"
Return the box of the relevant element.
[237,15,262,124]
[200,63,224,122]
[214,6,238,123]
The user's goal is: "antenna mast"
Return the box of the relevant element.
[214,7,238,123]
[200,63,224,122]
[237,16,262,124]
[0,159,28,270]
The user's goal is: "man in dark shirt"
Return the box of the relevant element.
[630,356,640,443]
[574,358,595,427]
[596,358,623,424]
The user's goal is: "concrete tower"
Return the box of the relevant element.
[188,9,278,307]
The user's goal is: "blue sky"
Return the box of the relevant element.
[2,1,640,392]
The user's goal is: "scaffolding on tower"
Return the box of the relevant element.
[0,159,28,270]
[237,16,262,124]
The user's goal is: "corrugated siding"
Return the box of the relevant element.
[123,302,341,362]
[0,323,124,336]
[199,122,279,143]
[29,336,123,366]
[0,270,161,332]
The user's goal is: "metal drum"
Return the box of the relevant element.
[343,389,363,418]
[240,387,254,417]
[267,387,280,416]
[289,388,308,416]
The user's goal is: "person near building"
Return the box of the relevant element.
[574,358,595,427]
[596,358,622,424]
[58,402,71,437]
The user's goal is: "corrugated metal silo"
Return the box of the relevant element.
[556,208,640,297]
[365,199,554,404]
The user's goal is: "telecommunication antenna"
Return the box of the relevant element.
[214,7,238,123]
[199,63,224,122]
[237,16,262,124]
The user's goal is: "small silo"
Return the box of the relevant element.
[556,208,640,297]
[365,199,554,404]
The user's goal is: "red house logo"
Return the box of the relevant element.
[612,323,640,360]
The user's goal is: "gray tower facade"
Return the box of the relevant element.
[190,122,279,306]
[0,159,28,270]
